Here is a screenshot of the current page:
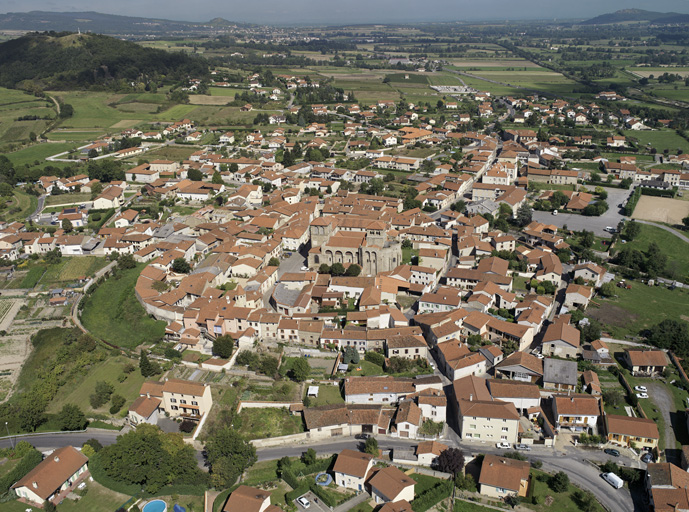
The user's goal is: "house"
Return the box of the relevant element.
[645,462,689,512]
[542,358,578,391]
[494,351,543,383]
[368,465,416,504]
[395,400,422,439]
[415,441,448,466]
[333,449,374,491]
[436,339,487,380]
[624,349,669,377]
[552,395,600,433]
[223,485,281,512]
[541,321,581,359]
[11,446,89,506]
[128,395,161,425]
[135,379,213,421]
[605,414,659,451]
[479,454,530,499]
[379,500,413,512]
[564,284,594,310]
[456,397,521,444]
[487,379,541,415]
[385,334,429,361]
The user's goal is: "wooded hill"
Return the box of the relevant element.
[581,8,689,25]
[0,32,209,90]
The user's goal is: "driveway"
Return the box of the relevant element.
[646,382,679,464]
[295,491,329,512]
[532,187,632,238]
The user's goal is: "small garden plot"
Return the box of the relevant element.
[233,407,304,441]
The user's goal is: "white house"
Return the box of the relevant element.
[333,449,374,491]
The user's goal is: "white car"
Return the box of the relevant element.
[496,442,511,449]
[636,393,649,399]
[634,386,647,392]
[297,496,310,509]
[552,210,558,216]
[300,266,309,271]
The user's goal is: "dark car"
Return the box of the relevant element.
[641,452,654,463]
[355,433,370,440]
[604,448,620,457]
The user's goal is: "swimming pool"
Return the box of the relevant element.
[142,499,167,512]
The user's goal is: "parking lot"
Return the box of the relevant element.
[532,187,631,238]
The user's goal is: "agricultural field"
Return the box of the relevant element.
[622,129,689,154]
[0,87,56,148]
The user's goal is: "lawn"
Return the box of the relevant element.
[622,223,689,280]
[46,355,145,414]
[1,190,38,223]
[587,282,689,339]
[345,360,385,377]
[80,263,166,348]
[304,383,344,407]
[622,129,689,154]
[53,481,131,512]
[528,470,605,512]
[233,407,305,441]
[5,142,78,166]
[242,460,279,486]
[45,192,92,206]
[410,472,444,496]
[455,500,497,511]
[402,247,419,265]
[39,256,108,286]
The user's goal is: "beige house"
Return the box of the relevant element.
[573,262,605,287]
[564,283,594,310]
[385,334,429,361]
[552,395,600,433]
[457,399,520,444]
[541,321,581,359]
[134,379,213,422]
[368,465,416,504]
[605,414,659,451]
[222,485,281,512]
[12,446,89,506]
[479,454,530,499]
[334,449,374,491]
[624,349,669,377]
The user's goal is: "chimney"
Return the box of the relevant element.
[32,482,38,489]
[469,394,473,402]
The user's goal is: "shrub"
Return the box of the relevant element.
[548,471,570,493]
[364,351,385,366]
[179,420,196,433]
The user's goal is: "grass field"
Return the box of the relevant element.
[0,87,56,147]
[622,223,689,279]
[527,470,605,512]
[622,129,689,154]
[6,142,79,166]
[304,383,343,406]
[48,480,131,512]
[588,281,689,338]
[40,256,108,286]
[45,191,92,206]
[1,190,38,223]
[47,355,145,414]
[234,407,305,440]
[81,263,166,348]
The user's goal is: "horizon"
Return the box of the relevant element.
[2,1,689,26]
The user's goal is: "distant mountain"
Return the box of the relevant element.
[581,8,689,25]
[0,11,249,35]
[0,32,208,90]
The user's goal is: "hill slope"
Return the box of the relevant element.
[0,32,208,90]
[581,8,689,24]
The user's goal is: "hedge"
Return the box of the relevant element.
[0,448,43,494]
[303,455,336,475]
[411,480,453,512]
[285,484,310,503]
[282,468,300,489]
[640,186,677,198]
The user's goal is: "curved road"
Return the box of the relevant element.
[0,432,637,512]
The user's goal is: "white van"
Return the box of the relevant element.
[602,472,624,489]
[552,210,558,216]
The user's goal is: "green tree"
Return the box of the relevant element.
[599,281,616,298]
[602,389,623,407]
[549,471,570,492]
[344,346,360,365]
[139,351,155,377]
[331,262,346,276]
[212,334,235,359]
[683,216,689,230]
[291,358,310,382]
[171,257,191,273]
[345,264,361,277]
[302,447,317,465]
[516,203,532,227]
[455,473,477,492]
[364,437,379,456]
[624,220,641,241]
[205,426,257,488]
[0,182,12,196]
[56,404,88,431]
[44,502,57,512]
[90,381,114,409]
[318,263,331,274]
[109,394,126,414]
[268,257,280,267]
[647,319,689,355]
[580,230,595,249]
[211,172,223,184]
[61,218,73,233]
[117,253,136,270]
[187,168,203,181]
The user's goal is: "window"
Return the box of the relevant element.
[171,405,179,411]
[502,427,508,432]
[180,400,187,404]
[170,398,177,403]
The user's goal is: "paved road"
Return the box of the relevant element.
[600,337,650,347]
[646,382,679,464]
[635,220,689,243]
[532,187,631,238]
[29,194,46,220]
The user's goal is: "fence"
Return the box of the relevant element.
[236,401,301,413]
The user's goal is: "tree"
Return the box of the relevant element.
[268,257,280,267]
[455,473,477,492]
[302,447,317,465]
[44,502,57,512]
[603,389,623,407]
[573,490,598,512]
[211,172,223,184]
[364,437,379,456]
[624,220,641,241]
[647,319,689,355]
[90,381,114,409]
[212,334,235,359]
[61,218,73,233]
[291,358,310,382]
[331,262,346,276]
[344,346,360,365]
[318,263,331,274]
[549,471,570,492]
[580,230,595,249]
[599,281,616,298]
[579,319,601,344]
[117,253,136,270]
[0,182,12,196]
[109,394,126,414]
[683,216,689,230]
[139,351,156,377]
[206,426,257,488]
[435,447,465,477]
[56,404,87,431]
[171,257,191,273]
[345,264,361,277]
[187,168,203,181]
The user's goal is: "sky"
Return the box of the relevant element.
[3,0,689,25]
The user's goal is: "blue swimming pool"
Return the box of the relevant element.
[142,499,167,512]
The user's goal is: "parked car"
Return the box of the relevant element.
[355,433,369,440]
[634,386,647,392]
[496,442,511,449]
[515,444,531,451]
[297,496,311,509]
[300,266,309,271]
[641,452,654,464]
[552,210,558,216]
[604,448,620,457]
[636,392,649,399]
[602,472,624,489]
